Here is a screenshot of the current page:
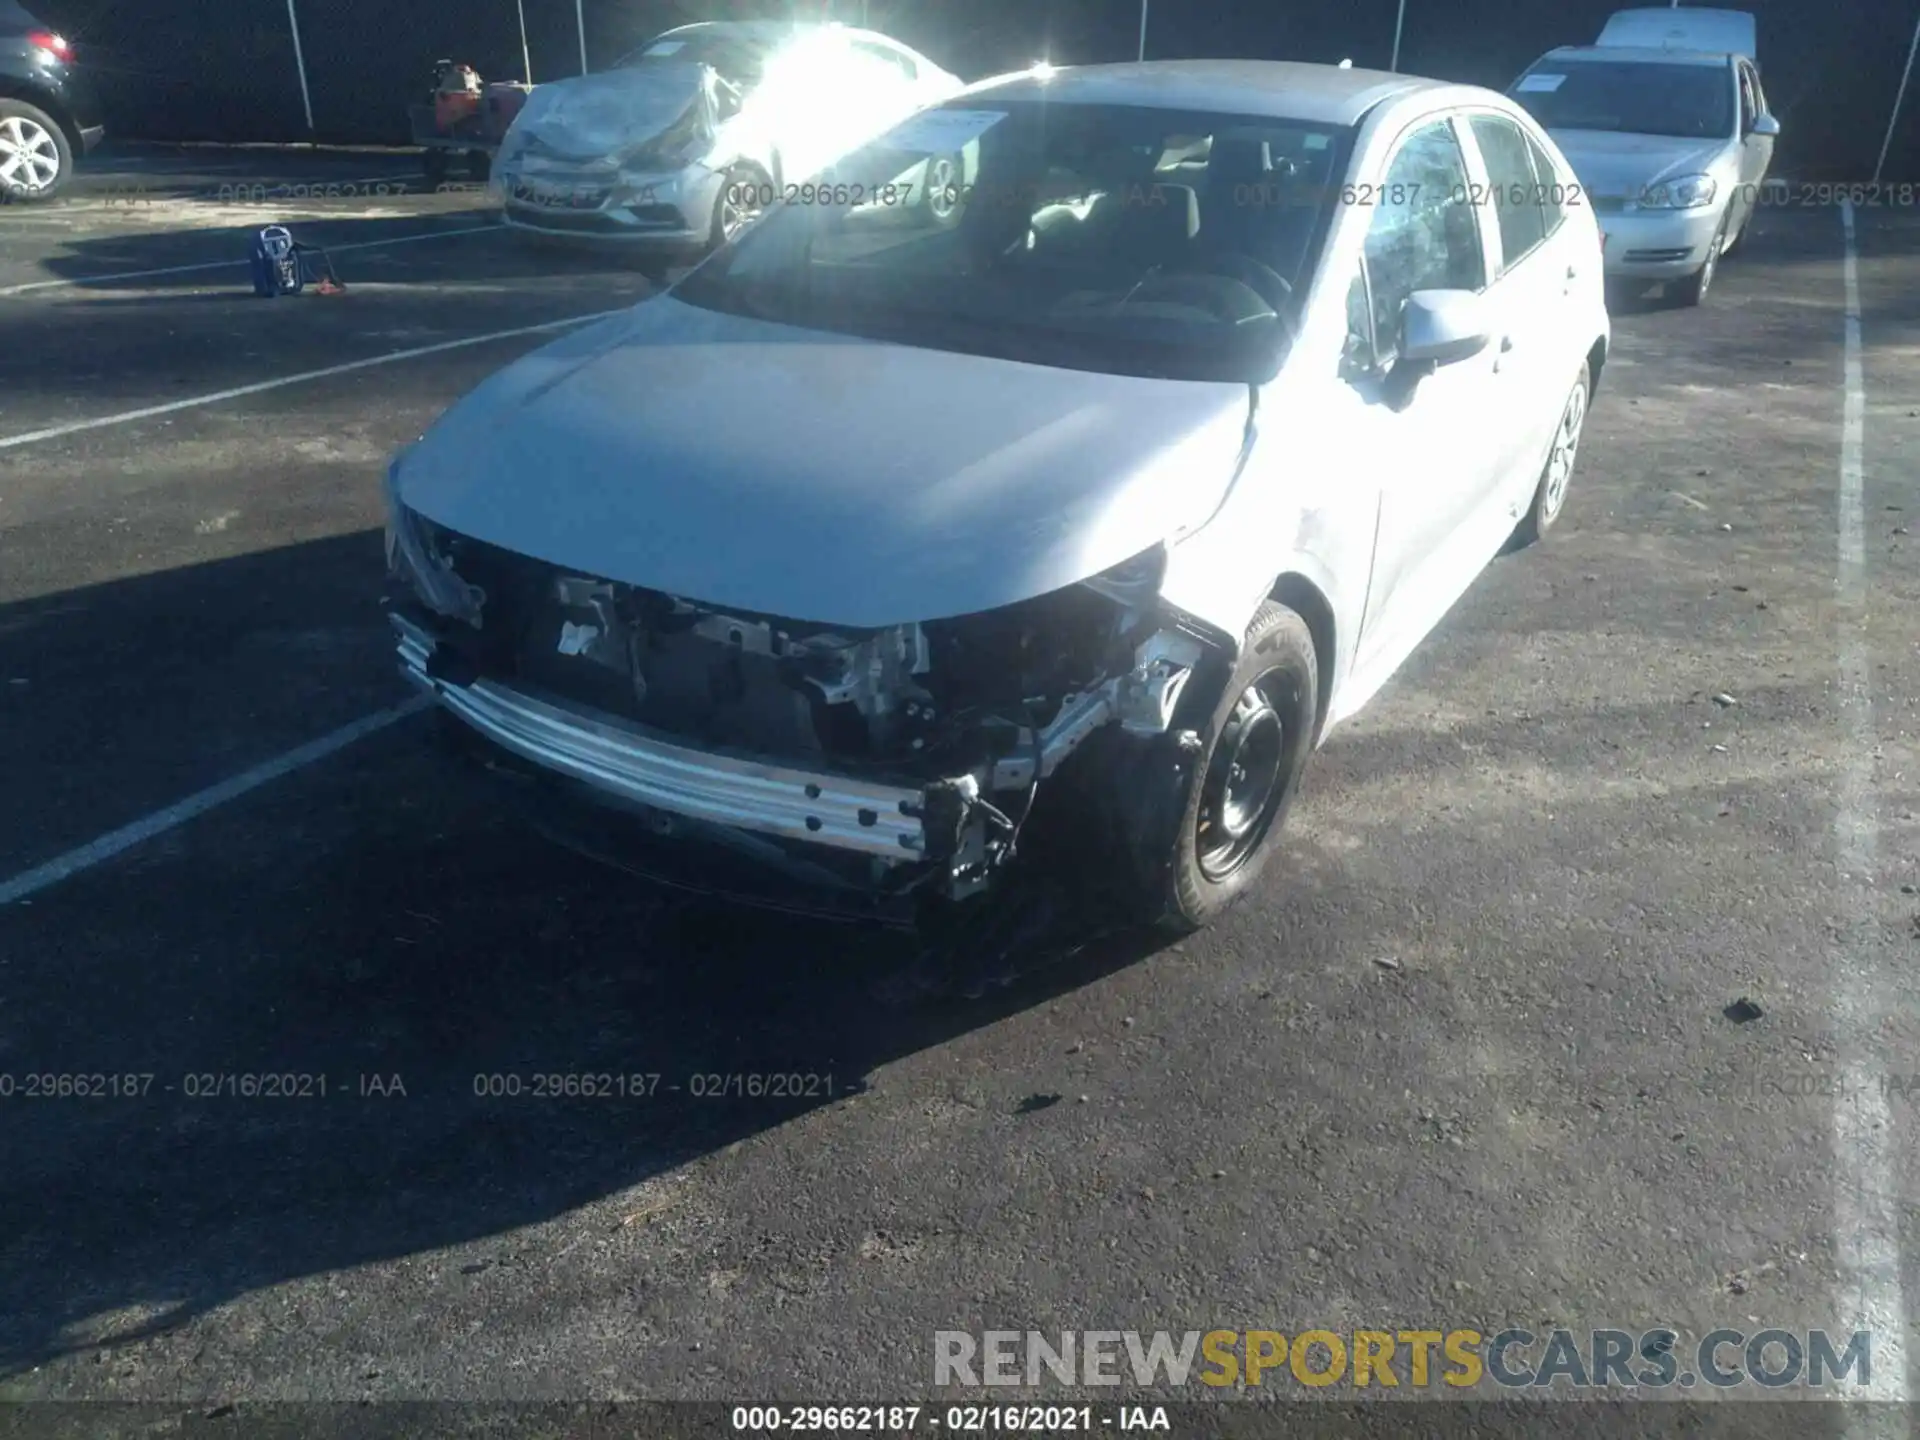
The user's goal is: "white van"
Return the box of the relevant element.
[1596,8,1757,63]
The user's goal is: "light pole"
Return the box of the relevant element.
[1137,0,1148,62]
[284,0,314,131]
[1390,0,1406,71]
[1876,5,1920,184]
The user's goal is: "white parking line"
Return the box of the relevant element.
[0,305,630,451]
[1832,198,1909,1415]
[0,698,430,907]
[0,221,501,298]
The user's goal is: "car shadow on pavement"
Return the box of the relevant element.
[0,537,1173,1380]
[5,207,659,295]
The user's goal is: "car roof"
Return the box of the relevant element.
[652,20,900,46]
[965,60,1447,127]
[653,20,932,62]
[1538,44,1734,69]
[656,21,801,37]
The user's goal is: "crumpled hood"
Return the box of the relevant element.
[501,64,705,163]
[1548,129,1733,199]
[395,297,1253,628]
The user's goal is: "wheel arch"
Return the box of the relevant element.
[0,78,78,153]
[1585,334,1608,399]
[1266,571,1337,745]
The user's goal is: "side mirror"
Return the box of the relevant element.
[1748,113,1781,138]
[1398,289,1492,368]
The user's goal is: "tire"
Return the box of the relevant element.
[1669,220,1726,307]
[0,98,74,203]
[1511,360,1590,549]
[1719,209,1747,258]
[1154,601,1319,934]
[920,151,964,228]
[421,147,450,187]
[708,164,766,252]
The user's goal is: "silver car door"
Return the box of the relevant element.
[1738,61,1774,189]
[1723,62,1759,236]
[1345,117,1503,676]
[1461,110,1573,514]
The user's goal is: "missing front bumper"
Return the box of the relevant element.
[395,616,929,862]
[391,592,1213,908]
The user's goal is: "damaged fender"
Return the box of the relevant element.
[1156,385,1376,727]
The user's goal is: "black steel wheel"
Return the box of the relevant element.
[1157,600,1318,932]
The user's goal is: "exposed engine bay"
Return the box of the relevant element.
[389,513,1219,907]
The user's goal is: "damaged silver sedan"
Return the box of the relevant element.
[386,60,1608,932]
[492,20,965,267]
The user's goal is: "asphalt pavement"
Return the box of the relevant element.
[1,146,1917,1430]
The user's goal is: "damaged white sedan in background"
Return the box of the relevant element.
[386,60,1609,935]
[492,19,968,270]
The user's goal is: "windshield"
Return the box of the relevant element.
[615,28,772,88]
[673,100,1352,384]
[1510,60,1735,140]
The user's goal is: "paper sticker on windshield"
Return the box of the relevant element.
[1304,133,1329,150]
[1516,73,1566,93]
[876,108,1007,154]
[645,40,685,55]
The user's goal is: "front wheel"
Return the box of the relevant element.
[920,151,964,228]
[708,165,765,251]
[1669,220,1726,307]
[0,99,73,202]
[1156,601,1318,933]
[1719,209,1748,258]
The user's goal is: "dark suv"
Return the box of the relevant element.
[0,0,103,201]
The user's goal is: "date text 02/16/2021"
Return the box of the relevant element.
[0,1073,406,1098]
[470,1072,840,1099]
[728,1406,1170,1432]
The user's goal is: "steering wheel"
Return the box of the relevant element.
[1174,252,1294,315]
[1121,252,1294,330]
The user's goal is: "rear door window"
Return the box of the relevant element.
[1468,113,1549,273]
[1523,130,1567,233]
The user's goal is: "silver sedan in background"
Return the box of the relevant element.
[1510,15,1777,306]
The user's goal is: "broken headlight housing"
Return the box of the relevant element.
[1080,543,1169,610]
[383,455,484,627]
[630,97,713,173]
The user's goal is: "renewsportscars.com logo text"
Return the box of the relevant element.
[934,1329,1874,1391]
